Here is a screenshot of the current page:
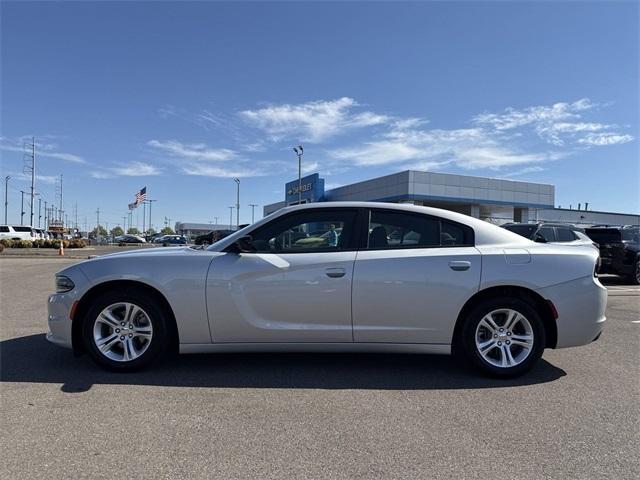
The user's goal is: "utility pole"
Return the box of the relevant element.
[228,206,234,229]
[43,200,48,229]
[293,145,304,205]
[56,174,63,221]
[22,137,36,227]
[3,176,10,224]
[122,216,127,233]
[74,201,78,230]
[142,201,146,234]
[96,208,100,243]
[20,190,26,225]
[147,199,156,232]
[38,198,42,228]
[233,178,240,228]
[214,216,219,225]
[249,204,258,223]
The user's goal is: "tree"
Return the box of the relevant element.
[147,228,156,236]
[92,225,108,237]
[127,227,140,235]
[110,226,124,237]
[160,226,174,235]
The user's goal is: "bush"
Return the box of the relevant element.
[32,239,45,248]
[0,243,4,253]
[0,239,12,248]
[68,239,86,248]
[12,240,33,248]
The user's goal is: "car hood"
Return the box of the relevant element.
[91,246,207,260]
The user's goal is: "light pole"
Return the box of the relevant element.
[249,204,258,223]
[228,206,234,229]
[20,190,26,225]
[147,199,157,232]
[214,216,219,225]
[293,146,303,204]
[3,176,10,224]
[233,178,240,229]
[38,198,42,228]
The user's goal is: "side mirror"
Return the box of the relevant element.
[534,234,547,243]
[234,235,255,253]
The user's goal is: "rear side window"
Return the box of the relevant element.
[555,227,577,242]
[12,226,32,232]
[0,226,9,232]
[538,226,556,242]
[367,210,473,249]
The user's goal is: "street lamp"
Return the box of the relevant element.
[233,178,240,229]
[249,203,258,223]
[293,145,303,205]
[4,175,10,224]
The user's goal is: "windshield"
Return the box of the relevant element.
[502,224,536,239]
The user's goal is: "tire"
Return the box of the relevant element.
[82,289,170,371]
[628,258,640,285]
[459,297,546,378]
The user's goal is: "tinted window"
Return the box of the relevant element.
[0,226,9,232]
[585,229,622,244]
[621,229,640,243]
[555,227,576,242]
[250,209,357,253]
[503,224,536,239]
[538,226,556,242]
[366,210,473,249]
[12,226,32,232]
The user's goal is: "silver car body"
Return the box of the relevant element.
[47,202,606,355]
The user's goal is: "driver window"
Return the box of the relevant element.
[250,210,356,253]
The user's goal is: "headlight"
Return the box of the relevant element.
[55,275,75,293]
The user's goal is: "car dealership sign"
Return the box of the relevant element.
[285,173,325,205]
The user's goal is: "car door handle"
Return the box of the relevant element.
[325,267,346,278]
[449,261,471,271]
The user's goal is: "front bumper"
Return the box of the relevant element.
[47,293,75,349]
[536,275,607,349]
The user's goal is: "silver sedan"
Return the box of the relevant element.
[47,202,606,377]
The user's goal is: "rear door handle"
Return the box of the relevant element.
[325,267,346,278]
[449,261,471,271]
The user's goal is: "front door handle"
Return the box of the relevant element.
[325,267,346,278]
[449,261,471,271]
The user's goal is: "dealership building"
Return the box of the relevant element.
[263,170,639,227]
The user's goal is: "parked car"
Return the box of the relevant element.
[115,234,146,244]
[502,222,597,249]
[160,235,188,246]
[585,226,640,284]
[194,229,235,246]
[47,202,605,377]
[0,225,36,241]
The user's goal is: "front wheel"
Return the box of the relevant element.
[628,258,640,285]
[82,290,170,371]
[459,297,546,378]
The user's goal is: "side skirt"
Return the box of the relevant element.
[179,343,451,355]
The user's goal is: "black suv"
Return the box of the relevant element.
[502,222,588,244]
[194,229,235,246]
[585,226,640,284]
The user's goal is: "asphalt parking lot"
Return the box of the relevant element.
[1,257,638,480]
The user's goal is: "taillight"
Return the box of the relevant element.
[594,256,601,277]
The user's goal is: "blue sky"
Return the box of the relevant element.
[1,0,638,229]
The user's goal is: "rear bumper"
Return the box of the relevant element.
[536,275,607,349]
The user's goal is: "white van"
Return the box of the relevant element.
[0,225,36,241]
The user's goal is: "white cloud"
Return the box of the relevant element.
[577,133,634,146]
[111,162,162,176]
[502,166,546,178]
[148,140,237,161]
[0,138,86,164]
[239,97,389,143]
[181,163,266,178]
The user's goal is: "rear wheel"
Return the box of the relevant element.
[82,290,170,371]
[460,297,545,378]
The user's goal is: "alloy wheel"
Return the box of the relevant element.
[475,308,534,368]
[93,302,153,362]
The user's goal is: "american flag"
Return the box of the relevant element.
[135,187,147,205]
